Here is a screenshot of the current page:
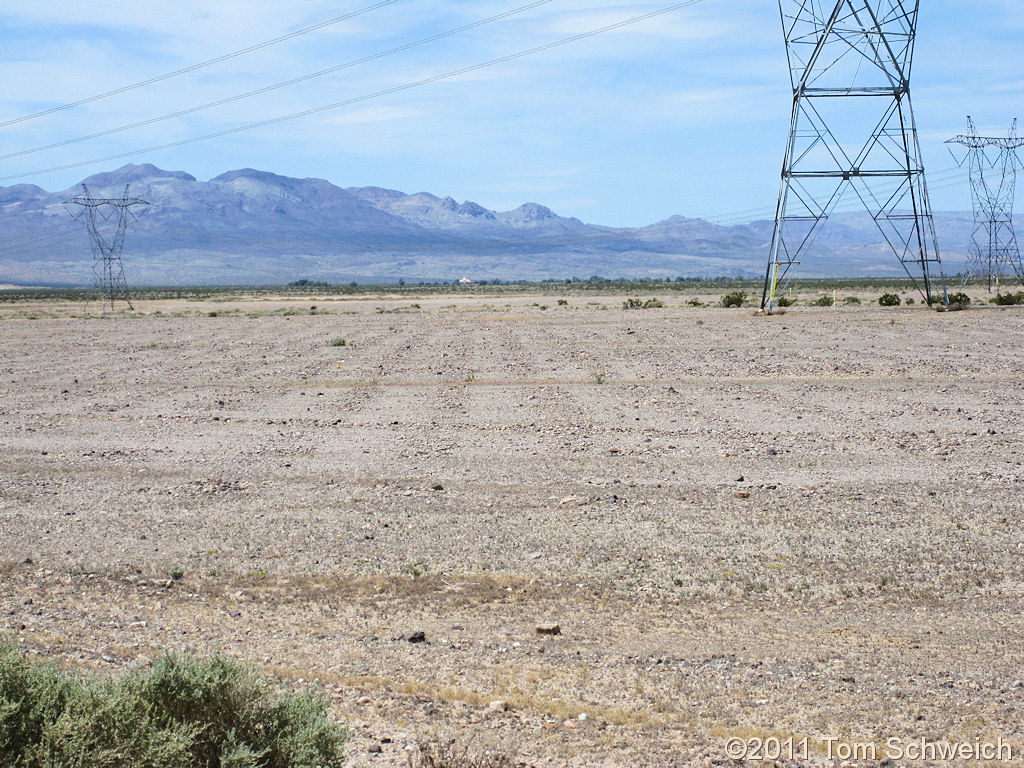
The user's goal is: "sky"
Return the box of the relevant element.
[0,0,1022,227]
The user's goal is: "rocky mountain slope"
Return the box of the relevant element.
[0,163,974,285]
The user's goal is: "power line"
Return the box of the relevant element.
[0,0,555,162]
[0,0,707,184]
[0,0,400,129]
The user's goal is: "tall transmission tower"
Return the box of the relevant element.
[63,184,149,311]
[945,117,1024,292]
[762,0,947,310]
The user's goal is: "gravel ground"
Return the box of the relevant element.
[1,292,1023,767]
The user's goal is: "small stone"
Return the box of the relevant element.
[488,700,508,712]
[22,598,32,606]
[21,558,32,565]
[536,623,561,636]
[431,483,444,491]
[357,696,372,705]
[523,551,543,561]
[406,631,427,644]
[735,475,744,482]
[367,744,382,754]
[733,491,751,499]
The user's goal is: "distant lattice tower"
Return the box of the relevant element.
[63,184,150,310]
[946,117,1024,292]
[762,0,947,309]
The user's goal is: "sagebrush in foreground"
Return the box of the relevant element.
[0,641,347,768]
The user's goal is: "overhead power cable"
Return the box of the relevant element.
[0,0,707,183]
[0,0,555,162]
[0,0,400,129]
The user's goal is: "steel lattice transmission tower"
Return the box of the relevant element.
[63,184,149,311]
[762,0,947,310]
[945,117,1024,292]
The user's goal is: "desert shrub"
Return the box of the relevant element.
[687,297,704,307]
[947,292,971,307]
[842,296,861,305]
[905,297,915,305]
[329,337,346,347]
[0,644,347,768]
[775,296,795,307]
[992,291,1024,306]
[622,297,665,310]
[878,293,901,307]
[719,291,747,308]
[410,739,515,768]
[0,642,82,764]
[811,294,835,307]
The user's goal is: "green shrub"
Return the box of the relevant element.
[0,644,347,768]
[622,297,665,310]
[947,292,971,307]
[878,293,901,307]
[811,294,835,307]
[992,291,1024,306]
[329,338,346,347]
[842,296,861,305]
[775,296,795,307]
[719,291,747,308]
[905,297,915,305]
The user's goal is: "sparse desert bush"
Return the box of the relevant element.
[719,291,747,308]
[842,296,861,305]
[775,296,796,307]
[687,298,704,307]
[409,738,516,768]
[905,297,915,305]
[878,292,902,307]
[811,294,835,307]
[0,643,347,768]
[992,291,1024,306]
[622,297,665,310]
[947,292,971,306]
[329,337,346,347]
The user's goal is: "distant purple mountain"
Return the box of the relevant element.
[0,163,974,286]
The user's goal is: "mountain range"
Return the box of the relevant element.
[0,163,975,286]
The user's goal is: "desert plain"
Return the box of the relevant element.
[1,289,1023,767]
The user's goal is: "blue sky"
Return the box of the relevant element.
[0,0,1022,227]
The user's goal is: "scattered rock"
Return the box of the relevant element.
[406,631,427,644]
[431,483,444,491]
[536,623,561,636]
[523,551,543,561]
[367,744,382,754]
[488,700,509,712]
[733,491,751,499]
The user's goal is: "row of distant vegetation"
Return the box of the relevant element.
[2,276,1018,304]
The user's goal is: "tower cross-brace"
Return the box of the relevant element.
[63,184,150,311]
[762,0,947,309]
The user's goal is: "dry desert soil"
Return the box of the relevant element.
[1,291,1023,767]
